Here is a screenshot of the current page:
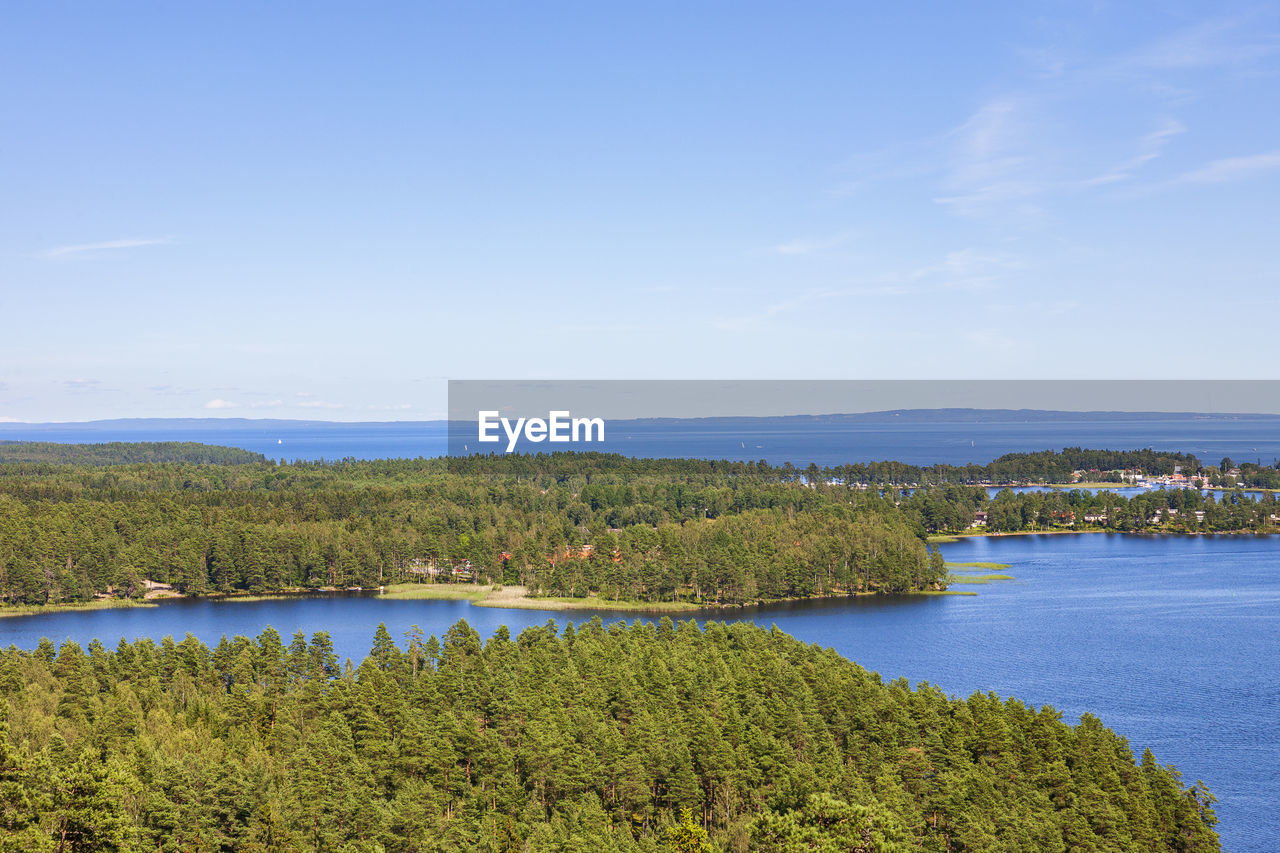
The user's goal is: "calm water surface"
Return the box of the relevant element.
[2,534,1275,851]
[5,416,1280,467]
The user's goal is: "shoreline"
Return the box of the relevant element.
[382,582,970,611]
[0,582,959,620]
[959,481,1277,494]
[930,527,1276,543]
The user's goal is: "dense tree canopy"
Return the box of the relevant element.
[0,453,942,608]
[0,619,1218,852]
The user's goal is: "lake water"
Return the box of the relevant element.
[4,415,1280,467]
[2,533,1275,851]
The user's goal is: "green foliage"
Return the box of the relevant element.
[0,451,944,608]
[665,807,711,853]
[828,446,1201,487]
[750,793,911,852]
[0,620,1219,852]
[0,441,266,465]
[1,445,1273,609]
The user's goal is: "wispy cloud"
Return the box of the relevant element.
[933,98,1047,218]
[204,399,238,409]
[62,378,102,391]
[1124,17,1279,71]
[772,230,856,256]
[299,400,344,409]
[852,13,1278,220]
[41,237,173,259]
[147,384,201,396]
[1172,151,1280,184]
[1083,119,1187,186]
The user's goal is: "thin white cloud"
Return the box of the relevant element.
[0,416,22,423]
[1173,151,1280,184]
[1124,17,1279,71]
[933,98,1048,218]
[204,399,238,409]
[299,400,344,409]
[41,237,173,259]
[249,399,284,409]
[1083,119,1187,186]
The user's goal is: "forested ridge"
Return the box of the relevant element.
[0,619,1219,852]
[0,442,267,466]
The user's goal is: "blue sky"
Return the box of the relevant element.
[2,2,1278,421]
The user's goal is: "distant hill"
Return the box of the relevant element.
[0,441,268,465]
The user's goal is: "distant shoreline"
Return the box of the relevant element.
[930,528,1277,543]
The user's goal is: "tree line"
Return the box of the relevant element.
[0,441,267,466]
[827,447,1204,487]
[900,484,1279,535]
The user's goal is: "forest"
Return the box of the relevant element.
[900,483,1279,535]
[0,445,1276,610]
[0,618,1219,852]
[0,442,268,466]
[0,450,942,608]
[823,447,1205,487]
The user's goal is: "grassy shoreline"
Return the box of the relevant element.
[0,598,158,619]
[381,583,704,612]
[381,583,963,611]
[1,580,973,621]
[948,574,1015,585]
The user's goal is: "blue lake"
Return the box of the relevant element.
[2,533,1275,851]
[4,415,1280,467]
